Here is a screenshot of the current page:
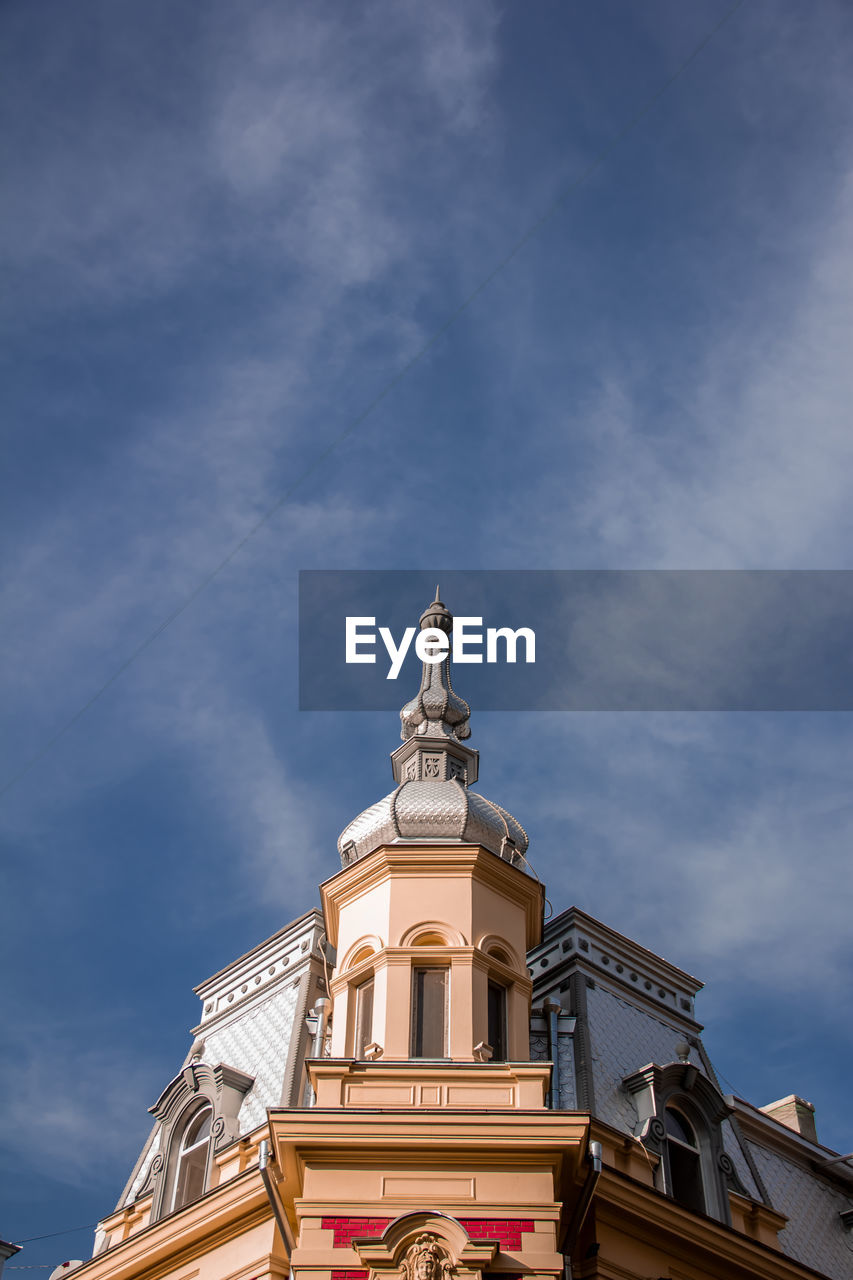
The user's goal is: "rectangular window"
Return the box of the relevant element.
[411,968,448,1058]
[487,981,506,1062]
[354,977,374,1058]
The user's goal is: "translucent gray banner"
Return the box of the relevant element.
[298,570,853,711]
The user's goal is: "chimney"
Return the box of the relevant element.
[759,1094,818,1144]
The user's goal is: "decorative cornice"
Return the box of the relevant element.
[530,906,702,1027]
[593,1164,824,1280]
[192,910,325,1033]
[149,1060,254,1125]
[78,1167,272,1280]
[321,844,544,948]
[623,1061,731,1126]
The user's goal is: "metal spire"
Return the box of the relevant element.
[399,592,471,742]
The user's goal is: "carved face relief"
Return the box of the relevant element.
[401,1234,453,1280]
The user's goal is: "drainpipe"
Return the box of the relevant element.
[259,1139,295,1264]
[544,999,562,1108]
[304,996,332,1106]
[561,1140,602,1279]
[309,996,332,1059]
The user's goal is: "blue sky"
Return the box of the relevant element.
[3,0,853,1262]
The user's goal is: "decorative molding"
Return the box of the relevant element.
[149,1060,254,1126]
[192,909,325,1032]
[340,936,386,971]
[400,921,468,948]
[399,1233,455,1280]
[623,1060,732,1223]
[530,907,702,1025]
[353,1212,500,1280]
[475,934,524,974]
[147,1058,255,1221]
[137,1152,164,1198]
[718,1150,748,1197]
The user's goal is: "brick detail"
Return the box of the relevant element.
[332,1272,369,1280]
[322,1218,392,1246]
[459,1220,534,1250]
[320,1218,534,1252]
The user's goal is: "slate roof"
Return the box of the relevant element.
[530,906,853,1280]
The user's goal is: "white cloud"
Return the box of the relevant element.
[484,711,853,1010]
[2,0,500,313]
[0,1014,160,1182]
[503,161,853,570]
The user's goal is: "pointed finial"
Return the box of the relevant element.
[400,593,470,740]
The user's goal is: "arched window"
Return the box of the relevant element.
[353,976,375,1058]
[624,1061,735,1225]
[487,981,507,1062]
[170,1104,212,1212]
[411,967,448,1058]
[664,1105,705,1214]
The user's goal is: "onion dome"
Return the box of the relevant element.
[338,591,530,870]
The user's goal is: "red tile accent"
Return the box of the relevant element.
[322,1217,393,1247]
[331,1271,369,1280]
[458,1219,534,1250]
[320,1217,535,1252]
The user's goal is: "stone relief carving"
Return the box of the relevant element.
[400,1234,454,1280]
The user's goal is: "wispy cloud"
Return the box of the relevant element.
[0,1010,162,1183]
[571,172,853,569]
[482,711,853,1007]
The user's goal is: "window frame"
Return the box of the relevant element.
[623,1061,734,1225]
[353,975,375,1058]
[663,1103,706,1214]
[410,966,449,1059]
[165,1101,214,1215]
[487,980,507,1062]
[146,1057,254,1222]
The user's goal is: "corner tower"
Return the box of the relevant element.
[322,588,535,1080]
[324,590,540,1081]
[267,594,590,1280]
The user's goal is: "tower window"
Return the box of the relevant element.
[411,968,448,1058]
[354,976,375,1058]
[170,1104,212,1212]
[665,1105,705,1214]
[487,981,507,1062]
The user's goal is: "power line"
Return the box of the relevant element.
[0,0,744,802]
[11,1226,96,1245]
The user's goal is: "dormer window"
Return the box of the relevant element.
[623,1061,735,1224]
[664,1105,704,1214]
[146,1056,254,1221]
[170,1104,212,1212]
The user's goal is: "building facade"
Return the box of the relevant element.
[69,596,851,1280]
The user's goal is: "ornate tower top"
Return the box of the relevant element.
[399,588,471,743]
[337,593,529,870]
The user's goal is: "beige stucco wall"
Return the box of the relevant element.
[322,844,542,1062]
